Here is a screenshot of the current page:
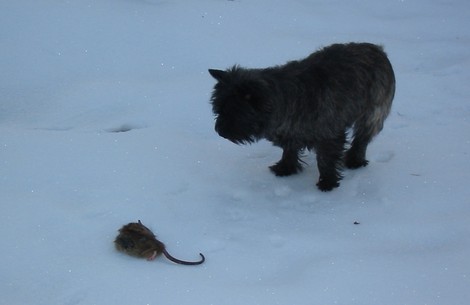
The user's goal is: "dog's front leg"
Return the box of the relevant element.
[269,147,303,176]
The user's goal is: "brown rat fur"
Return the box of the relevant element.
[114,220,205,265]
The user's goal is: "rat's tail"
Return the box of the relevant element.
[162,249,205,265]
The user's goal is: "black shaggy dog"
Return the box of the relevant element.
[209,42,395,191]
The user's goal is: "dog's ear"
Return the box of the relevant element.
[208,69,227,82]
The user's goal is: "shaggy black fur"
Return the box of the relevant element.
[209,42,395,191]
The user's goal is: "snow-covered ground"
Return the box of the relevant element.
[1,1,469,304]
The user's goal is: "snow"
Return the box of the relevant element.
[1,0,469,304]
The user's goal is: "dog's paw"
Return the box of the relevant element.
[269,161,302,176]
[316,178,340,192]
[344,156,369,169]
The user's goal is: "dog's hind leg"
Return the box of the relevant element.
[315,134,346,191]
[345,99,392,169]
[346,72,394,169]
[344,120,371,169]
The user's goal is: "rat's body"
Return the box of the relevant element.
[114,220,205,265]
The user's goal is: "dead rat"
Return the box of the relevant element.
[114,220,205,265]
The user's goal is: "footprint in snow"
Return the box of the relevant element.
[105,123,146,133]
[274,185,292,197]
[373,151,394,163]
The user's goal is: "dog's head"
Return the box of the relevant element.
[209,66,271,144]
